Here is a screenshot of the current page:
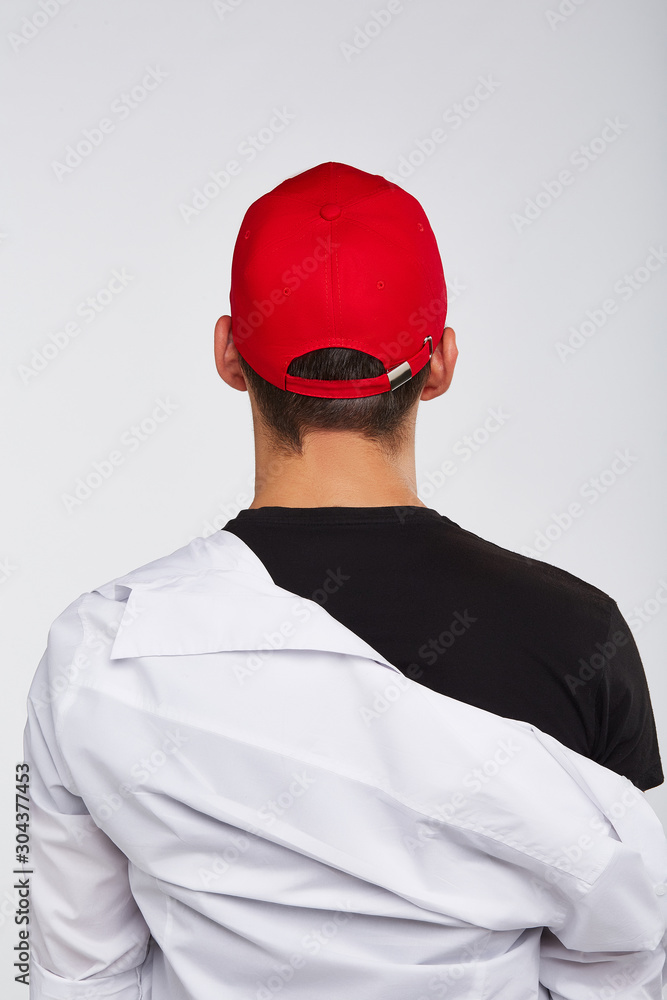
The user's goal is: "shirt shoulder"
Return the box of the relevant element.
[29,533,238,695]
[432,517,615,642]
[443,516,612,604]
[437,518,662,789]
[89,532,233,600]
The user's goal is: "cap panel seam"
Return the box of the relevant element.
[331,167,341,346]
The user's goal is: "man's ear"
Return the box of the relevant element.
[420,327,458,401]
[214,314,248,391]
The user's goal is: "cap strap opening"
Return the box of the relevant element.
[283,335,436,398]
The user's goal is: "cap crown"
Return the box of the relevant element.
[230,161,447,398]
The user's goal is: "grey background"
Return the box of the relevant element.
[2,0,666,991]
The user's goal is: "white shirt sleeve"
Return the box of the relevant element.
[527,727,667,999]
[23,597,152,999]
[538,852,667,999]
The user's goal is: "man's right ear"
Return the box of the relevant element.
[419,326,458,402]
[214,314,248,391]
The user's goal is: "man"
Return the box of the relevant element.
[24,161,667,998]
[213,160,662,793]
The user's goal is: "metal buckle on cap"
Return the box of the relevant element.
[387,336,433,391]
[387,361,412,390]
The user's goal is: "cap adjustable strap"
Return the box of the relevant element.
[284,336,435,399]
[387,335,433,389]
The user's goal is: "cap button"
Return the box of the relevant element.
[320,203,341,221]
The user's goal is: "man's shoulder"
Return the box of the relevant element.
[90,531,229,600]
[31,533,246,702]
[442,516,615,619]
[44,532,241,647]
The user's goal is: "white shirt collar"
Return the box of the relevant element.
[93,528,403,673]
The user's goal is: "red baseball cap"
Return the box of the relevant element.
[229,161,447,398]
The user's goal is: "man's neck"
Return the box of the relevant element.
[249,425,426,509]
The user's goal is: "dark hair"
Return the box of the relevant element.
[237,347,431,457]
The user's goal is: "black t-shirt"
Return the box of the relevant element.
[222,504,663,791]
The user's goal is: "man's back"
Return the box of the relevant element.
[23,528,667,998]
[222,504,663,791]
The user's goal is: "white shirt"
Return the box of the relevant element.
[23,528,667,999]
